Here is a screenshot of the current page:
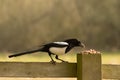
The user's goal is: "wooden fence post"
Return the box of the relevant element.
[77,54,101,80]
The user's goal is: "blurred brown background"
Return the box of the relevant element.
[0,0,120,52]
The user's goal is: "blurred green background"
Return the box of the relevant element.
[0,0,120,64]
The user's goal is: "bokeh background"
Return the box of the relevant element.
[0,0,120,52]
[0,0,120,80]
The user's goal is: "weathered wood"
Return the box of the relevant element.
[0,55,120,79]
[0,62,76,77]
[102,64,120,79]
[77,54,101,80]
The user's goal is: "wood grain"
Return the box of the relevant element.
[0,62,76,78]
[102,64,120,79]
[77,54,101,80]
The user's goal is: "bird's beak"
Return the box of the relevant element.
[80,43,85,48]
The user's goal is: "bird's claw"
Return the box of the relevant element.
[50,60,56,64]
[62,60,69,63]
[50,60,69,64]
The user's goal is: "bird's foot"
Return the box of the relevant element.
[61,60,69,63]
[50,60,56,64]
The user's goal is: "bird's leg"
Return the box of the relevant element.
[55,55,68,63]
[48,53,56,64]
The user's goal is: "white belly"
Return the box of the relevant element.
[49,47,67,55]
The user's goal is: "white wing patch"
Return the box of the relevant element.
[53,42,68,45]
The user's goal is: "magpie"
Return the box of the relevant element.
[8,39,85,64]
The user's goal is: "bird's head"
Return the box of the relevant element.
[64,39,85,48]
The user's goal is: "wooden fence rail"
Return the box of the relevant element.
[0,54,120,80]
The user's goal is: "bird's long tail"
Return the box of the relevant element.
[8,49,41,58]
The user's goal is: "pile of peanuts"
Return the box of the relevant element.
[81,49,100,54]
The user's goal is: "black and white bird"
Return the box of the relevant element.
[9,39,85,64]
